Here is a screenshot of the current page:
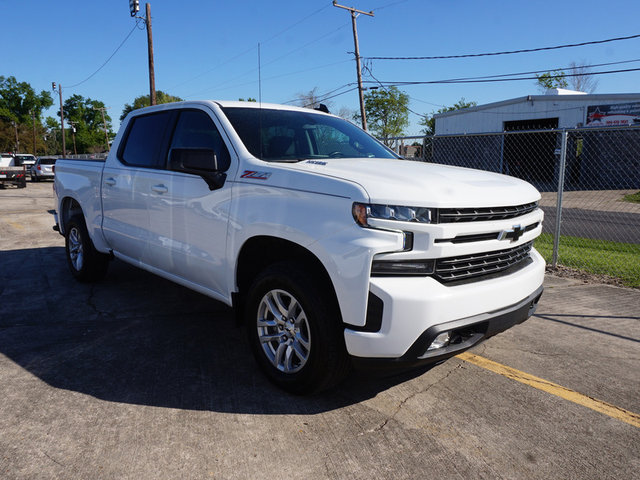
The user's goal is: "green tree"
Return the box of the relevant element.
[0,76,53,153]
[420,98,477,135]
[362,86,409,145]
[61,94,114,153]
[120,91,184,121]
[238,97,257,102]
[535,70,568,92]
[0,75,53,123]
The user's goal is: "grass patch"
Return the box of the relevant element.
[623,191,640,204]
[534,233,640,288]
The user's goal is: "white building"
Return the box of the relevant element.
[434,89,640,135]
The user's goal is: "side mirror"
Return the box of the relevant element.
[169,148,226,190]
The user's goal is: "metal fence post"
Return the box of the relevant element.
[552,129,568,267]
[499,133,505,173]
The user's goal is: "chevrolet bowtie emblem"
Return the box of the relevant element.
[498,225,526,242]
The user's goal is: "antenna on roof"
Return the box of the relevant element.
[258,43,263,159]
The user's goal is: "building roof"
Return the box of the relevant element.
[435,91,640,119]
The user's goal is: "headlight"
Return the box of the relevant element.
[353,202,433,227]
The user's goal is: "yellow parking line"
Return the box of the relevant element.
[457,352,640,428]
[7,221,24,230]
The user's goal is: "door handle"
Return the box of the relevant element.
[151,184,168,194]
[104,177,116,186]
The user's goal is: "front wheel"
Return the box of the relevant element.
[65,214,110,282]
[245,262,350,394]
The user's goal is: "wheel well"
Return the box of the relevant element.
[60,197,83,233]
[236,236,340,316]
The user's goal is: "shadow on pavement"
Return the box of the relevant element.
[0,247,430,415]
[534,313,640,343]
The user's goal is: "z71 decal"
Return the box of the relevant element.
[240,170,272,180]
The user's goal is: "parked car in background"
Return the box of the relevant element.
[31,156,57,181]
[0,152,14,167]
[14,153,36,172]
[0,152,27,188]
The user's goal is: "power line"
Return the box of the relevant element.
[372,0,410,12]
[372,67,640,86]
[426,58,640,83]
[169,4,335,92]
[183,22,351,99]
[282,82,357,106]
[66,20,142,89]
[262,4,332,44]
[362,64,424,117]
[307,86,360,106]
[363,33,640,61]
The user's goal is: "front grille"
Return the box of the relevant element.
[437,202,538,223]
[434,242,533,283]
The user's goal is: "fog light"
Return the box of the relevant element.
[427,332,451,351]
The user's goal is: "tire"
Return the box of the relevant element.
[33,175,39,182]
[245,262,351,394]
[65,214,110,282]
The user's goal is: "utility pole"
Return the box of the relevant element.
[93,106,111,152]
[31,110,37,156]
[12,121,19,152]
[333,1,373,131]
[52,82,66,156]
[130,1,156,105]
[145,3,156,105]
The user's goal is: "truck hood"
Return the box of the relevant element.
[285,158,540,208]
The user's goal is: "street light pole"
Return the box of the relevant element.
[93,106,111,152]
[333,1,374,131]
[52,82,66,156]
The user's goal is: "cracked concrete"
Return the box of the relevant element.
[0,183,638,480]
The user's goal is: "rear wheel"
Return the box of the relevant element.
[245,262,350,394]
[65,214,110,282]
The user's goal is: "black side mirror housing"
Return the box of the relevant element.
[169,148,227,190]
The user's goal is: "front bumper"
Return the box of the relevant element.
[344,248,545,360]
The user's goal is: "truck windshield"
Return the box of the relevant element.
[220,107,398,162]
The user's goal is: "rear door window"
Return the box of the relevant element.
[120,111,174,169]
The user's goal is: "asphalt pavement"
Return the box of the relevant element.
[0,182,638,480]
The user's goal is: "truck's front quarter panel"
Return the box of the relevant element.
[228,165,405,329]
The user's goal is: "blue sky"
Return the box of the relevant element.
[3,0,640,134]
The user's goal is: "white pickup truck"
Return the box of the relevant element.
[54,100,544,393]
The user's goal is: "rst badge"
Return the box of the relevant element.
[240,170,272,180]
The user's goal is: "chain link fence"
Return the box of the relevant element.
[386,127,640,287]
